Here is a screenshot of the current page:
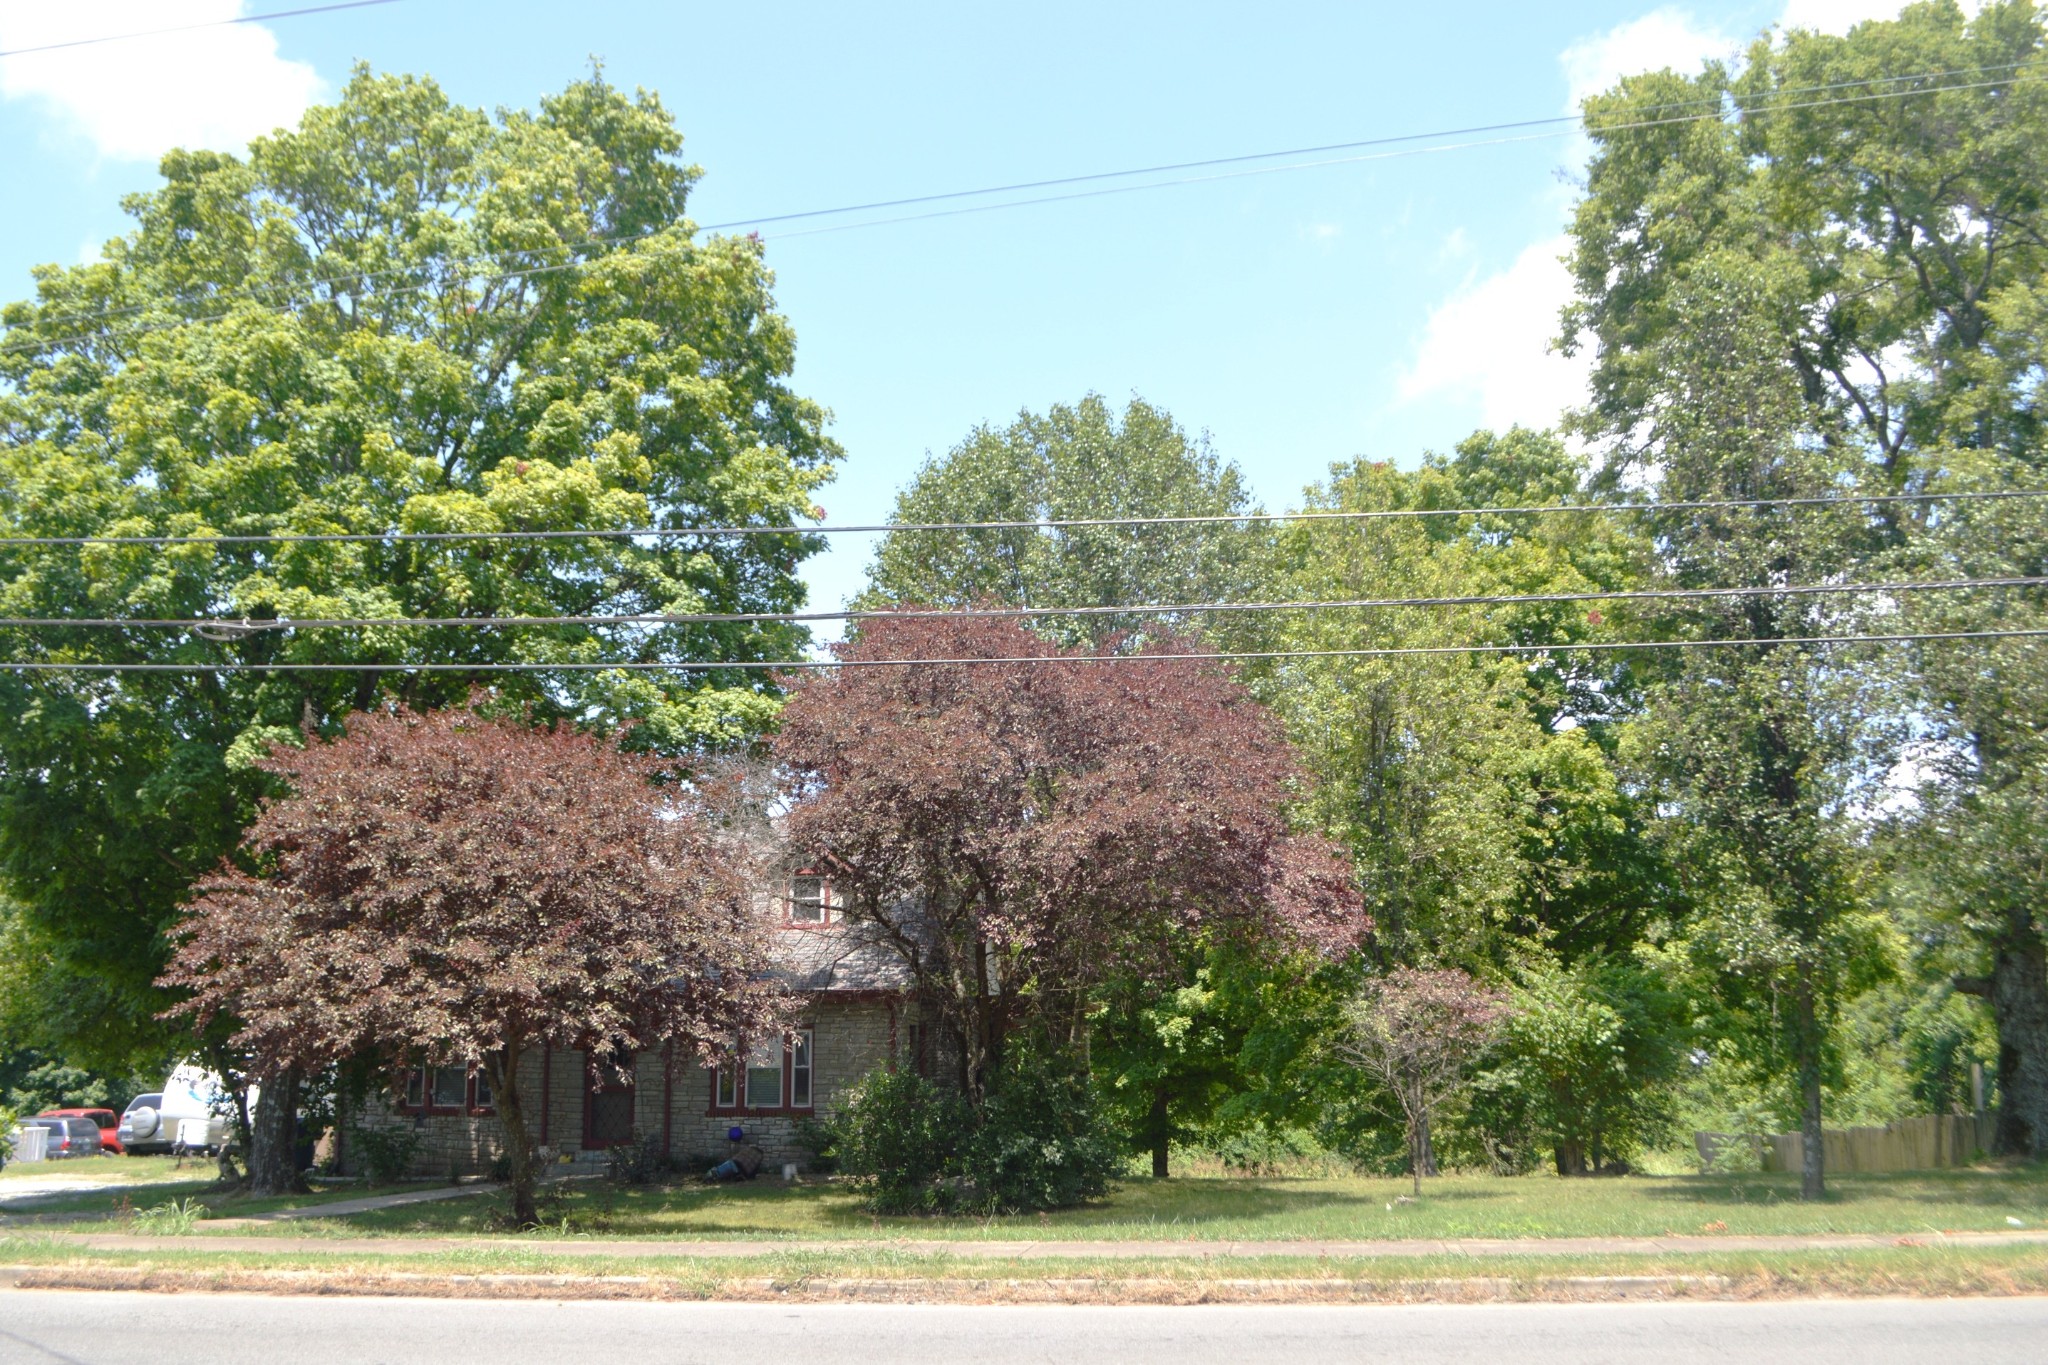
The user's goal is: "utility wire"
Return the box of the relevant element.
[14,60,2026,335]
[0,1,401,58]
[7,575,2041,632]
[6,628,2045,673]
[1,488,2039,549]
[4,66,2038,355]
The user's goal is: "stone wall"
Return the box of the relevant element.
[341,994,900,1178]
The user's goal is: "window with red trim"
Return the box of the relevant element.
[399,1065,494,1115]
[787,872,839,925]
[710,1030,813,1112]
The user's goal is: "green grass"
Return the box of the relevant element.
[0,1154,204,1186]
[0,1163,459,1223]
[232,1166,2048,1242]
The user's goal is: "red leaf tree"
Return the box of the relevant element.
[774,614,1363,1100]
[161,706,788,1226]
[1339,968,1511,1195]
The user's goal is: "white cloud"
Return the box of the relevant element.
[0,1,324,163]
[1559,8,1739,113]
[1395,235,1592,433]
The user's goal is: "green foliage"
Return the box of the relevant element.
[861,393,1263,645]
[0,1046,153,1118]
[349,1123,421,1187]
[829,1050,1120,1215]
[1472,957,1689,1173]
[132,1198,207,1234]
[828,1067,969,1214]
[960,1047,1122,1214]
[0,64,836,1071]
[604,1133,675,1186]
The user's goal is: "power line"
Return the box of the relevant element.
[7,575,2041,632]
[5,628,2044,673]
[0,1,401,59]
[5,66,2038,356]
[2,488,2039,549]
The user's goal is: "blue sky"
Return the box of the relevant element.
[0,1,1942,620]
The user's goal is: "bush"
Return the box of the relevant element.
[605,1132,674,1185]
[133,1197,207,1234]
[959,1048,1121,1214]
[348,1122,420,1186]
[832,1067,967,1213]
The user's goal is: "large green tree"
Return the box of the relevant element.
[0,66,837,1071]
[1565,0,2048,1165]
[862,393,1262,646]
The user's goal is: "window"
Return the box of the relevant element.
[430,1066,468,1110]
[402,1065,490,1114]
[714,1056,738,1109]
[788,872,839,924]
[790,1030,813,1109]
[745,1037,784,1109]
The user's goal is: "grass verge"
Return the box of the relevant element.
[2,1236,2043,1303]
[226,1167,2048,1243]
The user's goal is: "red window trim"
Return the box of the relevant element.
[706,1028,813,1116]
[398,1065,496,1117]
[785,870,839,927]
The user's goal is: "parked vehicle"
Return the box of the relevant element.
[37,1107,121,1154]
[20,1115,103,1158]
[116,1065,249,1155]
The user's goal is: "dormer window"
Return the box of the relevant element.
[789,871,838,924]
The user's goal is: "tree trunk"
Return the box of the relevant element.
[1149,1090,1170,1179]
[1554,1139,1587,1176]
[487,1044,539,1229]
[1795,966,1826,1201]
[1960,917,2048,1158]
[247,1068,307,1197]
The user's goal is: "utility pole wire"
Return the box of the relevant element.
[6,628,2046,673]
[4,66,2040,353]
[0,1,401,58]
[5,574,2041,632]
[0,488,2040,549]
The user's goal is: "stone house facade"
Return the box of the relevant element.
[341,876,932,1178]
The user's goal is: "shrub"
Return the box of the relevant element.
[605,1132,674,1185]
[959,1048,1121,1213]
[349,1122,421,1186]
[832,1067,967,1213]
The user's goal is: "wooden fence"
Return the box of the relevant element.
[1695,1114,1997,1174]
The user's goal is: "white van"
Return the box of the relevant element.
[115,1065,254,1155]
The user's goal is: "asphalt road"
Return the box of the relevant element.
[3,1292,2047,1364]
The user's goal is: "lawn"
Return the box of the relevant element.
[250,1166,2048,1242]
[0,1154,206,1187]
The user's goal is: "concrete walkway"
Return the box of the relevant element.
[35,1227,2048,1260]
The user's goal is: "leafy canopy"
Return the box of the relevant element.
[0,65,835,1066]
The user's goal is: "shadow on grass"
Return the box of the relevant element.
[1635,1165,2048,1210]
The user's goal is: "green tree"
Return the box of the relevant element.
[1565,0,2048,1157]
[862,393,1261,645]
[0,67,836,1072]
[1477,956,1688,1175]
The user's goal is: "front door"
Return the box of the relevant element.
[583,1053,636,1148]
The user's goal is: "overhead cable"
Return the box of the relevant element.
[6,628,2045,673]
[1,488,2040,549]
[0,2,401,58]
[5,67,2039,356]
[5,574,2041,632]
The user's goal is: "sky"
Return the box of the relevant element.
[0,0,1970,621]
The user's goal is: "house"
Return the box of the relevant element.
[340,871,938,1177]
